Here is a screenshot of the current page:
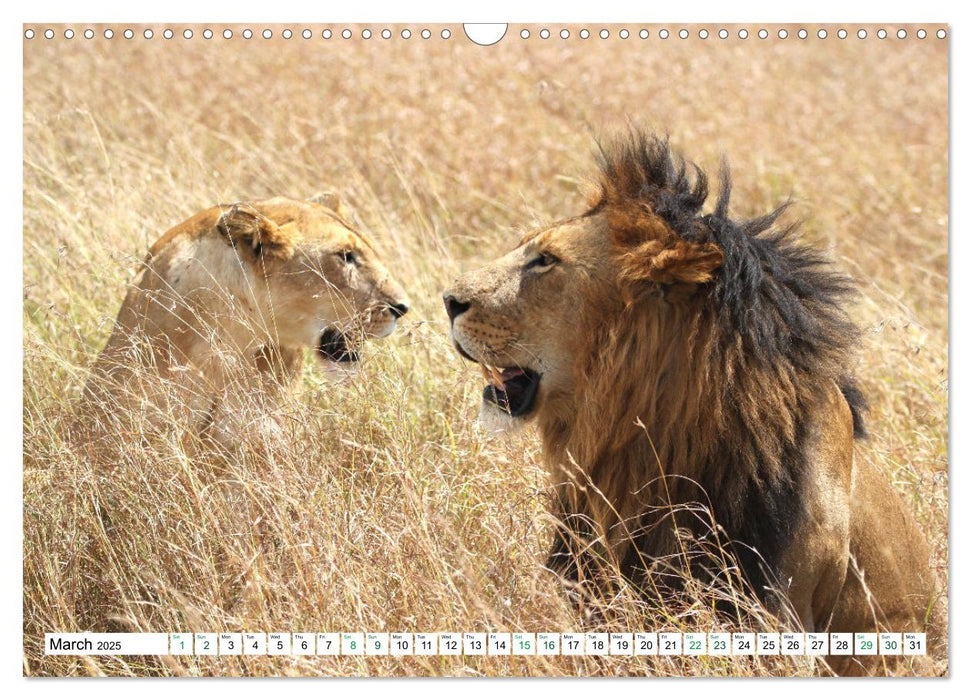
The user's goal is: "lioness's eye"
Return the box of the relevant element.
[526,252,559,271]
[338,251,358,265]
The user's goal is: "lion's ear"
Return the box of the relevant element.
[624,239,724,286]
[216,204,293,260]
[649,240,723,285]
[308,190,352,220]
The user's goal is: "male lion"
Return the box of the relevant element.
[82,194,409,448]
[443,133,943,675]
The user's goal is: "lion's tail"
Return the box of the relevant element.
[838,376,869,440]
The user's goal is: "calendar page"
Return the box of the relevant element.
[21,15,949,679]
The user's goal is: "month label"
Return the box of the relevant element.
[45,633,168,656]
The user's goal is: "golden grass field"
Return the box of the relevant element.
[23,24,948,676]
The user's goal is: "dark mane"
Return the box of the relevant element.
[592,132,868,437]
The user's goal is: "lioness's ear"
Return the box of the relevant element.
[216,204,293,260]
[623,239,724,286]
[308,190,352,220]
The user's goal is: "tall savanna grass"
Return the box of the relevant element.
[23,24,948,676]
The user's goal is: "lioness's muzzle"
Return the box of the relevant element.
[318,328,359,363]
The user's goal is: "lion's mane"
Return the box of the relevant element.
[544,133,867,606]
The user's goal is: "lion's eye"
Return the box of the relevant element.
[338,251,358,266]
[526,252,559,271]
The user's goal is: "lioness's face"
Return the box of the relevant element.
[443,214,616,430]
[222,198,410,365]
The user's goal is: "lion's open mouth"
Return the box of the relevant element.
[318,328,359,363]
[480,364,541,417]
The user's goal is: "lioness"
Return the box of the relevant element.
[443,133,943,674]
[82,194,409,447]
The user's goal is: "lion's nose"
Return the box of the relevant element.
[388,302,410,319]
[443,294,471,321]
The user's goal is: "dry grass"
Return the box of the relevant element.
[22,23,948,677]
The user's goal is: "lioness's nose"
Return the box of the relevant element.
[443,294,470,321]
[388,302,409,319]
